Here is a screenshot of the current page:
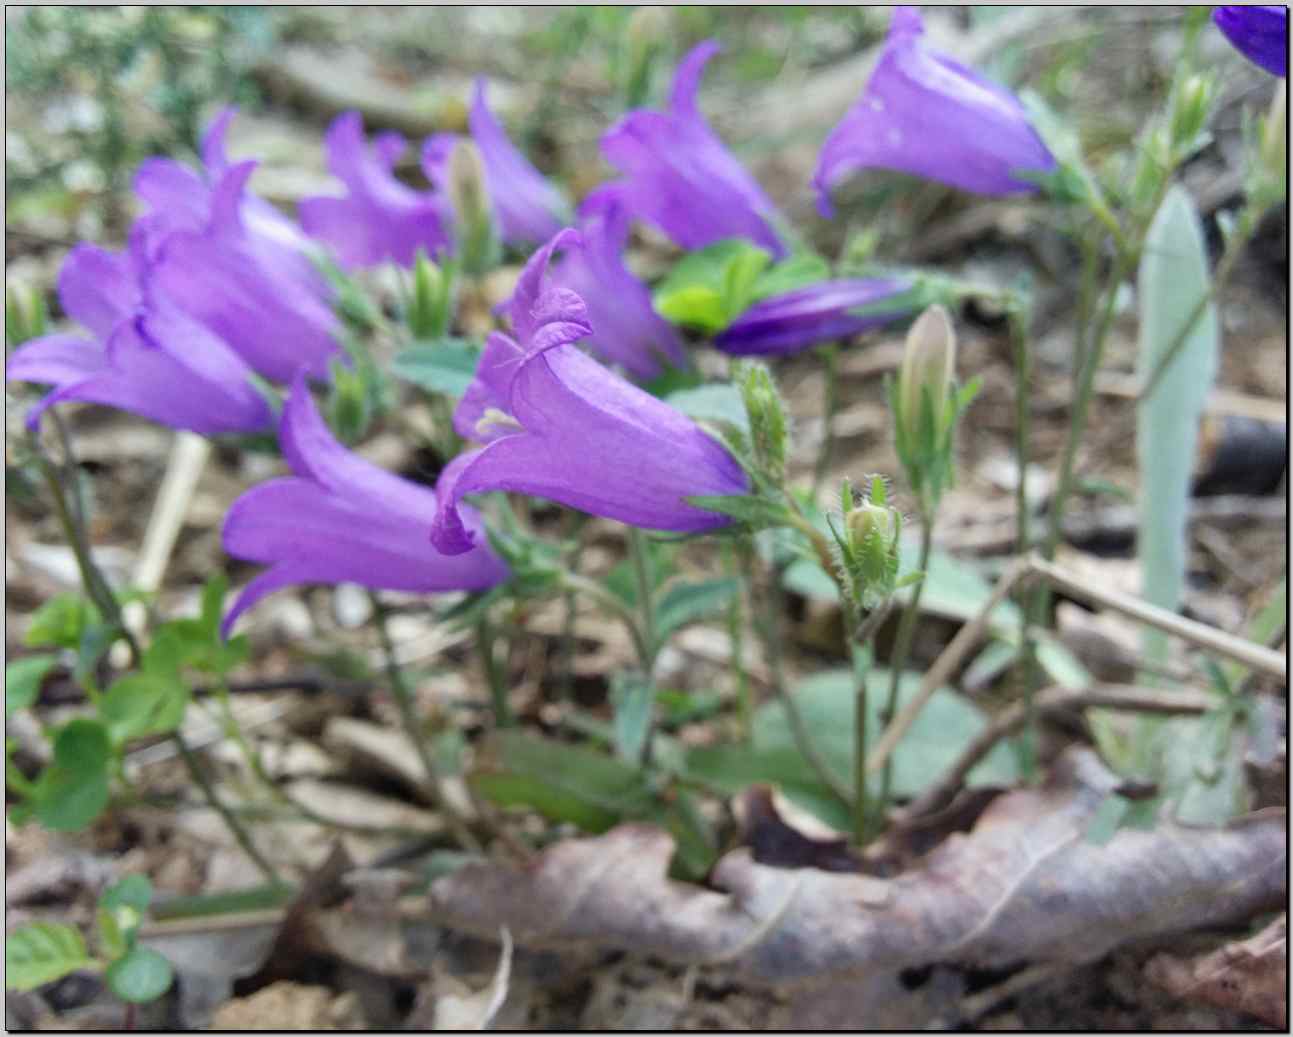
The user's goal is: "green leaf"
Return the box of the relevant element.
[6,654,57,717]
[751,252,831,301]
[25,593,98,650]
[74,622,122,691]
[100,874,153,914]
[5,922,90,990]
[664,383,750,436]
[654,239,773,334]
[99,672,188,742]
[609,672,655,763]
[654,578,739,642]
[33,718,113,831]
[199,573,229,638]
[654,285,728,334]
[105,947,173,1003]
[722,246,772,319]
[390,339,482,398]
[1137,185,1218,672]
[685,493,792,529]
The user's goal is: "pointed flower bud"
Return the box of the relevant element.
[735,360,788,485]
[447,139,501,275]
[408,248,454,341]
[897,303,957,449]
[1168,73,1217,158]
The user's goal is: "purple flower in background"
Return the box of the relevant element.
[6,240,272,436]
[146,161,342,383]
[421,80,570,248]
[813,6,1057,216]
[430,229,749,555]
[1214,7,1288,77]
[299,112,452,268]
[221,376,508,637]
[546,186,687,380]
[601,40,787,257]
[714,278,916,357]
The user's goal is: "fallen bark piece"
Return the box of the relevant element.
[1144,914,1287,1029]
[428,749,1285,1000]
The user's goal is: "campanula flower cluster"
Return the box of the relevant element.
[11,7,1184,629]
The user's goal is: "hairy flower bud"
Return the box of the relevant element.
[736,360,788,485]
[836,475,903,612]
[1168,73,1217,159]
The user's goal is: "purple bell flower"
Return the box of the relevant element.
[421,79,570,248]
[5,239,273,436]
[221,375,509,637]
[714,278,916,357]
[813,6,1057,216]
[1214,7,1288,77]
[600,40,787,258]
[430,229,749,555]
[299,111,452,269]
[546,186,687,380]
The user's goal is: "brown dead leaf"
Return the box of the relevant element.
[1144,914,1287,1028]
[427,749,1285,1009]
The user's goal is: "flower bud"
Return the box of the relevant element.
[1168,73,1217,158]
[839,475,903,611]
[735,360,787,485]
[408,248,454,340]
[448,139,500,275]
[5,282,47,348]
[326,358,371,445]
[897,303,956,452]
[620,7,669,108]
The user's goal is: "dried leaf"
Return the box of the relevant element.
[428,750,1284,1003]
[430,928,512,1031]
[1144,914,1287,1028]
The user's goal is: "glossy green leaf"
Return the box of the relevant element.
[6,654,57,717]
[5,922,90,990]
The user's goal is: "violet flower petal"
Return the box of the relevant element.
[714,278,914,356]
[56,243,141,339]
[150,161,342,382]
[601,41,786,257]
[469,79,570,246]
[299,111,451,269]
[1214,6,1288,77]
[430,230,748,555]
[221,379,508,636]
[813,6,1057,215]
[548,186,688,379]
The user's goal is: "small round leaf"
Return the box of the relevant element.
[105,947,173,1003]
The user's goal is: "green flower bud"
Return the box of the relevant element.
[5,281,48,348]
[326,358,371,445]
[448,139,500,275]
[735,360,787,486]
[1168,73,1216,158]
[838,475,903,612]
[408,248,454,340]
[897,303,956,453]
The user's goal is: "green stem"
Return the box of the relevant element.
[813,343,841,498]
[171,731,282,885]
[757,561,852,808]
[1009,298,1040,780]
[876,520,934,817]
[725,539,753,740]
[627,527,659,766]
[368,590,482,853]
[476,613,511,727]
[561,572,653,667]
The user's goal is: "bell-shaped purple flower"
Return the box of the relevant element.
[600,41,787,257]
[1214,7,1287,77]
[813,7,1057,216]
[714,278,916,357]
[5,239,273,436]
[430,229,749,555]
[221,376,509,637]
[299,112,453,269]
[420,80,570,249]
[545,186,687,380]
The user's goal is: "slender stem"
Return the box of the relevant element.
[557,514,590,714]
[1009,297,1040,781]
[725,539,753,740]
[756,561,852,807]
[561,573,653,667]
[876,520,934,815]
[627,527,659,766]
[475,613,511,727]
[368,591,482,852]
[172,731,281,885]
[813,343,841,498]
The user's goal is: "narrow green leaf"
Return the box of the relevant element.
[5,922,90,990]
[610,672,655,763]
[685,493,791,529]
[6,654,58,718]
[654,578,740,641]
[105,947,173,1003]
